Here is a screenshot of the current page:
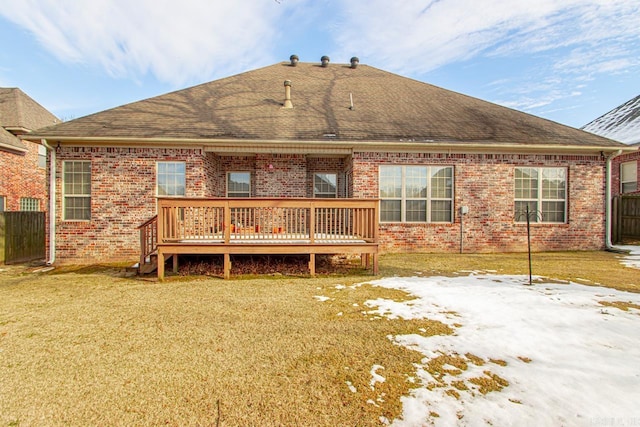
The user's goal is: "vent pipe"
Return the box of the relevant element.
[289,54,299,66]
[283,80,293,108]
[350,57,359,69]
[321,55,330,67]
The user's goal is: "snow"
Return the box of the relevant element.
[363,274,640,426]
[616,245,640,269]
[582,95,640,145]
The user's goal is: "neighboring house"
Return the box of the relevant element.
[0,88,58,212]
[582,95,640,197]
[24,58,634,275]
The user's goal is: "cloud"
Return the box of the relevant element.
[0,0,291,85]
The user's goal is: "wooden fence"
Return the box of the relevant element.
[612,195,640,243]
[0,212,45,264]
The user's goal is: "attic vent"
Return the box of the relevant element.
[350,57,359,69]
[289,54,299,66]
[283,80,293,109]
[321,56,330,67]
[323,133,336,138]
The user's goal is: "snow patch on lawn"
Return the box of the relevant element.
[365,274,640,426]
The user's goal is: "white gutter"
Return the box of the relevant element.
[605,149,623,251]
[40,139,56,265]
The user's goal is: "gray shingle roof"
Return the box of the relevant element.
[0,87,59,131]
[29,62,623,149]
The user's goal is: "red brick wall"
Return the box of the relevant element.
[0,141,47,211]
[52,147,609,264]
[352,152,606,253]
[54,147,209,263]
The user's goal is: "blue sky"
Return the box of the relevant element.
[1,0,639,129]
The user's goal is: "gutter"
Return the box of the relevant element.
[605,149,623,252]
[40,139,56,265]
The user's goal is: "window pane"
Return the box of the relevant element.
[622,182,638,193]
[228,172,250,197]
[314,173,337,197]
[542,168,566,199]
[405,167,427,198]
[380,200,401,222]
[406,200,426,222]
[430,200,452,222]
[64,197,91,220]
[157,162,186,196]
[64,161,91,220]
[515,168,538,199]
[431,167,452,198]
[379,166,402,198]
[542,201,565,223]
[515,201,539,222]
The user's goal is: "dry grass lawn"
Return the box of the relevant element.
[0,250,638,426]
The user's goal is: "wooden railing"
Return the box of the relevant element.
[156,198,379,245]
[138,214,158,267]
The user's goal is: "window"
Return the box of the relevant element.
[157,162,186,196]
[379,165,453,222]
[0,196,5,212]
[38,145,47,168]
[63,160,91,220]
[314,173,337,198]
[621,161,638,194]
[20,198,40,211]
[227,172,250,197]
[515,167,566,223]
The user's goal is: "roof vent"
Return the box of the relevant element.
[289,54,299,66]
[283,80,293,109]
[321,55,330,67]
[350,57,359,69]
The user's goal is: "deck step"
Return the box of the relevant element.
[138,253,158,275]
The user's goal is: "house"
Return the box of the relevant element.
[0,88,58,212]
[582,94,640,196]
[24,57,635,278]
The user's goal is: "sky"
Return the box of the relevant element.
[1,0,640,129]
[314,247,640,426]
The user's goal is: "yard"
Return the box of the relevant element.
[1,250,639,426]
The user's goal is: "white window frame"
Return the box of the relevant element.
[515,167,567,223]
[227,172,251,197]
[0,195,5,212]
[156,161,186,196]
[313,173,338,198]
[20,198,40,211]
[379,165,454,223]
[63,160,91,221]
[621,161,638,194]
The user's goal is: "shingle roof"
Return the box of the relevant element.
[0,126,26,152]
[0,87,59,131]
[582,95,640,145]
[29,62,623,149]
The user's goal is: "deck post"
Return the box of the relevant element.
[172,254,178,273]
[224,253,231,279]
[157,248,165,280]
[309,253,315,276]
[372,254,379,275]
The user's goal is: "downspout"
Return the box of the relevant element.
[41,139,56,265]
[605,149,622,251]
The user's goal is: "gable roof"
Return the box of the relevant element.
[26,62,627,153]
[0,87,59,153]
[582,95,640,145]
[0,87,59,132]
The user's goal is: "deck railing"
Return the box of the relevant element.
[156,198,379,244]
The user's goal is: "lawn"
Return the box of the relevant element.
[0,250,638,426]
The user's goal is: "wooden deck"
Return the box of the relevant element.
[139,198,379,279]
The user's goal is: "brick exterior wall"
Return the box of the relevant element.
[52,146,609,264]
[611,150,640,197]
[351,151,606,253]
[0,141,47,211]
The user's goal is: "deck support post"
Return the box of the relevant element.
[172,254,178,273]
[372,254,379,275]
[157,249,165,281]
[224,253,231,279]
[309,253,316,276]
